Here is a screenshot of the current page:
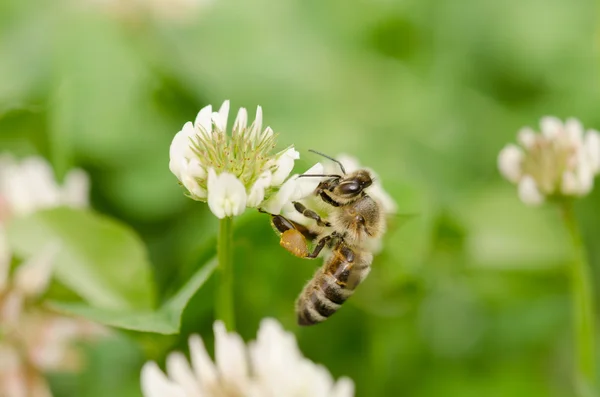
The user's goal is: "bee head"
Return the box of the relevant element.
[334,170,373,199]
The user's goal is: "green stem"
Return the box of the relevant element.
[561,201,596,395]
[216,216,235,330]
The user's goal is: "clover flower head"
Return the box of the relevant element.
[141,318,354,397]
[169,100,322,218]
[498,117,600,205]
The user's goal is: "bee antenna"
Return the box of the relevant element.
[297,174,342,179]
[308,149,346,174]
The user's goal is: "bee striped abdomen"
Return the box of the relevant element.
[296,245,371,326]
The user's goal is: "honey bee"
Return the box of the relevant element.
[268,151,386,325]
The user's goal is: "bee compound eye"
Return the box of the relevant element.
[339,182,360,195]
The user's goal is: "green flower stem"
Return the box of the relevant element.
[561,201,596,394]
[216,216,235,331]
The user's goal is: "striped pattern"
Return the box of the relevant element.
[296,247,371,326]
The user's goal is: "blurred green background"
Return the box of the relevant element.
[2,0,600,396]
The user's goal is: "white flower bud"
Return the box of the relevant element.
[540,116,562,139]
[194,105,213,138]
[517,127,537,149]
[518,176,544,205]
[233,108,248,135]
[207,169,247,219]
[565,118,584,147]
[247,171,272,208]
[497,144,523,183]
[585,130,600,172]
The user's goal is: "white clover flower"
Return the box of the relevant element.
[498,117,600,205]
[0,155,106,397]
[141,318,354,397]
[169,100,321,219]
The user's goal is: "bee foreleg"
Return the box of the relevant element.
[319,192,341,207]
[292,201,331,227]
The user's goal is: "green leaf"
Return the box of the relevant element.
[50,258,217,334]
[6,207,154,311]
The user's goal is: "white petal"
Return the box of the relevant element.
[187,158,207,180]
[585,130,600,173]
[207,169,247,218]
[250,106,263,142]
[517,127,537,149]
[0,291,24,326]
[182,173,207,200]
[261,126,274,140]
[498,144,523,183]
[576,155,594,195]
[141,362,186,397]
[540,116,563,139]
[290,162,324,200]
[562,171,581,195]
[14,241,61,297]
[260,177,297,214]
[189,334,218,391]
[247,171,272,207]
[5,157,62,216]
[261,163,324,214]
[271,148,300,186]
[368,182,397,214]
[166,352,202,396]
[565,118,584,146]
[62,169,90,208]
[169,123,194,179]
[214,100,230,132]
[233,108,248,135]
[214,321,249,392]
[0,345,28,397]
[0,161,32,216]
[194,105,213,137]
[0,226,10,291]
[331,377,355,397]
[518,176,544,205]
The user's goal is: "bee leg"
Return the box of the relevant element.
[319,192,341,207]
[292,202,331,227]
[271,214,296,234]
[271,214,312,258]
[306,234,334,259]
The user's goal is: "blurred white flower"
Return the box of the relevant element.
[498,117,600,205]
[0,155,105,397]
[0,239,107,397]
[141,318,354,397]
[169,100,321,219]
[0,155,89,218]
